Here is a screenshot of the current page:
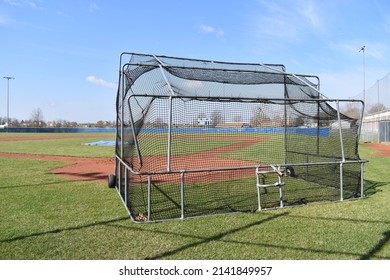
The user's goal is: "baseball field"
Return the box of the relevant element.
[0,132,389,259]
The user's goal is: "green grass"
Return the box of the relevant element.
[222,132,359,164]
[129,173,346,222]
[0,133,390,259]
[137,136,237,156]
[0,133,237,158]
[223,134,284,163]
[0,133,114,158]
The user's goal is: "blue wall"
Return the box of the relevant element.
[140,127,330,137]
[0,127,330,137]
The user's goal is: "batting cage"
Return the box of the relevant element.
[108,52,367,223]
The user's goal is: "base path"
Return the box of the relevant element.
[131,136,268,172]
[364,143,390,157]
[0,152,114,183]
[0,135,268,184]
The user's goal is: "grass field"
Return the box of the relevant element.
[0,133,389,260]
[0,133,115,157]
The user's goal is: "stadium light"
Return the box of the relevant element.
[358,46,365,114]
[3,76,15,130]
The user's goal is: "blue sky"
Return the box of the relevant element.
[1,0,389,122]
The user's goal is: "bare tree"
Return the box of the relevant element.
[30,107,45,127]
[210,110,223,127]
[341,103,361,119]
[367,103,387,114]
[233,114,243,123]
[250,106,269,127]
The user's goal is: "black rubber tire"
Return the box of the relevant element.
[285,166,295,177]
[108,174,116,188]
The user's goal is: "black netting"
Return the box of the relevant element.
[114,53,366,222]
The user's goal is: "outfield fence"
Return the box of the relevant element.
[0,127,115,133]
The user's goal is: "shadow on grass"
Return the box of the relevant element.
[0,217,129,244]
[52,171,108,182]
[363,178,390,196]
[144,212,289,260]
[103,210,390,260]
[0,181,69,190]
[2,176,389,260]
[288,213,390,226]
[2,210,390,260]
[360,231,390,260]
[99,213,387,260]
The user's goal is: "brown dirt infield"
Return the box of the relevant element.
[131,136,267,172]
[0,135,268,184]
[0,134,114,183]
[0,152,114,183]
[363,143,390,157]
[2,136,385,185]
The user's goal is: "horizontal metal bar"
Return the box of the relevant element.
[137,195,368,223]
[115,153,367,176]
[285,150,367,162]
[257,182,286,188]
[128,93,364,104]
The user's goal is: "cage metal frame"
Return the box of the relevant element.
[109,52,368,223]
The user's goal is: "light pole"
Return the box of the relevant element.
[358,46,366,114]
[3,76,15,129]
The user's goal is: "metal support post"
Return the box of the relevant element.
[127,98,143,165]
[340,163,344,201]
[147,176,152,222]
[120,70,125,161]
[256,167,262,211]
[336,101,346,162]
[167,96,173,171]
[361,162,365,198]
[155,61,176,172]
[278,174,283,208]
[124,169,128,206]
[118,163,122,192]
[180,172,185,219]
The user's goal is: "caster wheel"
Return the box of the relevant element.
[285,166,295,177]
[108,174,116,188]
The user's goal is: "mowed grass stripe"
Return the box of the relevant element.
[0,133,246,157]
[0,138,114,158]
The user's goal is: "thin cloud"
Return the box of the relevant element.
[200,24,214,33]
[199,24,224,38]
[329,42,362,54]
[89,2,100,12]
[86,76,117,89]
[27,1,40,9]
[3,0,43,9]
[2,0,21,6]
[56,10,68,17]
[383,15,390,34]
[298,0,323,30]
[0,14,7,25]
[254,0,325,42]
[330,41,387,62]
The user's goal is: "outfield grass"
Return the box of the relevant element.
[0,133,389,259]
[137,136,237,156]
[0,133,238,158]
[0,133,115,158]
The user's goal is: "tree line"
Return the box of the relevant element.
[0,108,115,128]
